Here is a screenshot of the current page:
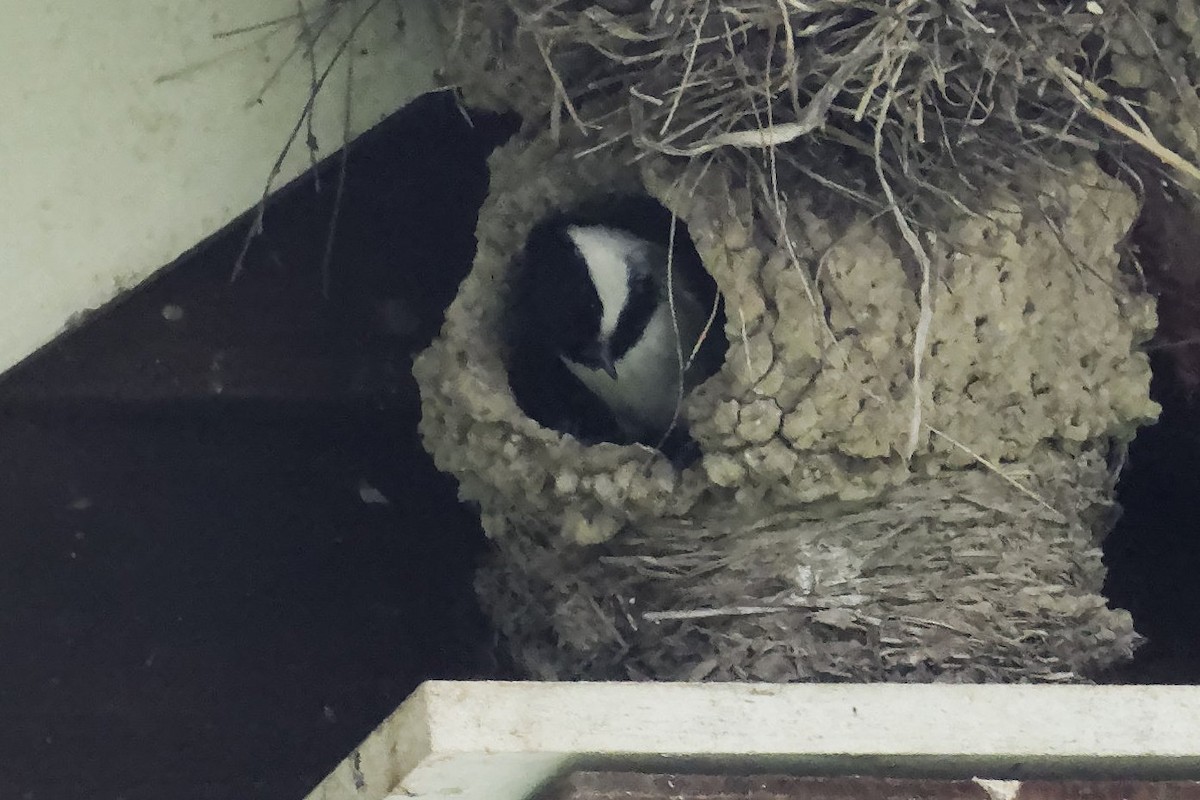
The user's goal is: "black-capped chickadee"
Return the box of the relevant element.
[507,196,726,467]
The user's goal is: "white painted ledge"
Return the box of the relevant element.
[0,1,443,374]
[305,681,1200,800]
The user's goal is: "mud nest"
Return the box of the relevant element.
[414,126,1155,681]
[409,0,1200,683]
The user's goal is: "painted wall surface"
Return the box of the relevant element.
[0,1,444,374]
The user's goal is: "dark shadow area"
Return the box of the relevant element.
[1100,159,1200,686]
[0,92,516,800]
[1103,361,1200,685]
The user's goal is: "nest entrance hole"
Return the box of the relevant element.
[503,193,729,465]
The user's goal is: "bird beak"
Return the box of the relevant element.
[580,340,619,380]
[600,347,618,381]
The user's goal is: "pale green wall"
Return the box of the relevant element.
[0,1,444,373]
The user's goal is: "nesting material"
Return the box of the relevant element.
[413,0,1186,682]
[1110,0,1200,194]
[476,447,1133,682]
[436,0,1200,231]
[412,123,1156,681]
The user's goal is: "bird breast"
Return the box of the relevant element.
[563,300,701,440]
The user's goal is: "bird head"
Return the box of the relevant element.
[522,219,663,381]
[571,337,619,380]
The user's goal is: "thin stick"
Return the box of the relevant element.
[651,209,689,457]
[659,0,710,137]
[244,3,344,109]
[643,605,791,622]
[686,288,722,371]
[213,13,303,38]
[298,0,323,193]
[321,41,354,299]
[873,62,934,462]
[535,35,595,134]
[926,425,1064,522]
[1046,57,1200,184]
[231,0,383,281]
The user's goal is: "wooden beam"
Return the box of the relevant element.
[305,681,1200,800]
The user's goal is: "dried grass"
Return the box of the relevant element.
[452,0,1200,242]
[208,0,383,289]
[476,446,1138,682]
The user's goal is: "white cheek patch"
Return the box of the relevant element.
[566,225,637,338]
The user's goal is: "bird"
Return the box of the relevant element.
[506,196,726,467]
